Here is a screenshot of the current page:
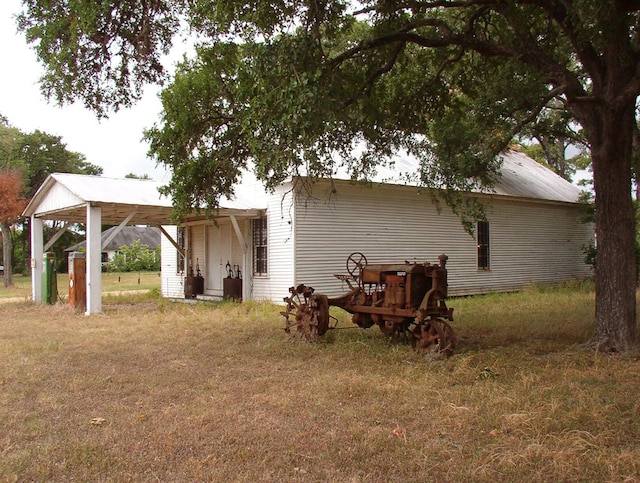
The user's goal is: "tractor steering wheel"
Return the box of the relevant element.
[346,252,368,278]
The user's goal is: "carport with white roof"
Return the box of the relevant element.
[24,172,265,313]
[22,173,175,314]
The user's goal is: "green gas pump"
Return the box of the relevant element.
[42,252,58,305]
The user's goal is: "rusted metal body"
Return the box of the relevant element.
[282,252,456,355]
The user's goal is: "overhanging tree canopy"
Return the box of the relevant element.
[16,0,640,351]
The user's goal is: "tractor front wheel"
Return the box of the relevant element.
[411,317,457,356]
[281,285,330,341]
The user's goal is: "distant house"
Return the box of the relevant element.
[65,226,161,265]
[160,150,594,302]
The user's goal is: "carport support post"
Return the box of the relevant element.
[30,215,43,303]
[86,204,102,314]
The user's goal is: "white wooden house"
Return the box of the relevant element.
[161,150,594,302]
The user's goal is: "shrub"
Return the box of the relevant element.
[105,240,160,272]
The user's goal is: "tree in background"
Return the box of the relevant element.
[16,129,103,273]
[0,170,27,287]
[0,117,22,169]
[17,130,102,199]
[16,2,640,351]
[0,117,26,285]
[0,116,103,275]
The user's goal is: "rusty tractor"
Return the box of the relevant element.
[282,252,456,355]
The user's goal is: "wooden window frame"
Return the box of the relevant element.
[177,226,186,274]
[252,216,268,276]
[477,220,490,270]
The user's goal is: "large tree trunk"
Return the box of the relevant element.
[1,221,13,288]
[589,104,637,351]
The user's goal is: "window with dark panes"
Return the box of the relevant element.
[477,220,490,269]
[253,216,268,275]
[177,226,186,274]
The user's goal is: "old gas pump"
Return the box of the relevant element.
[41,252,58,305]
[184,258,204,299]
[68,251,86,311]
[223,261,242,301]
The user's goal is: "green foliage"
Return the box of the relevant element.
[2,119,102,200]
[0,117,101,276]
[16,2,637,218]
[17,130,102,199]
[517,102,589,182]
[105,240,160,272]
[17,0,179,116]
[0,124,24,171]
[8,227,26,274]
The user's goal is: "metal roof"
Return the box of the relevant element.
[23,173,174,225]
[489,151,581,203]
[347,150,582,204]
[23,172,264,225]
[23,150,581,226]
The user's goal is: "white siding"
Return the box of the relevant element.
[251,185,296,301]
[189,224,206,276]
[290,180,593,298]
[33,183,83,215]
[180,218,251,298]
[160,179,593,303]
[205,220,240,296]
[479,198,594,294]
[160,225,184,298]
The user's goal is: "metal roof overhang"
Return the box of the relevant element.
[27,202,263,226]
[31,202,175,226]
[180,208,264,225]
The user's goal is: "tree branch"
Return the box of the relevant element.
[612,60,640,110]
[347,1,605,105]
[343,41,406,106]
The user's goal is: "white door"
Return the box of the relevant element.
[206,223,232,294]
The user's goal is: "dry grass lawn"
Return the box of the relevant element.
[1,284,640,482]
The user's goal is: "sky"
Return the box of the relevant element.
[0,0,172,182]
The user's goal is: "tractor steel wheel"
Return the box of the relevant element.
[281,286,329,342]
[411,317,456,356]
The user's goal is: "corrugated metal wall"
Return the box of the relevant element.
[291,180,593,298]
[162,180,593,303]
